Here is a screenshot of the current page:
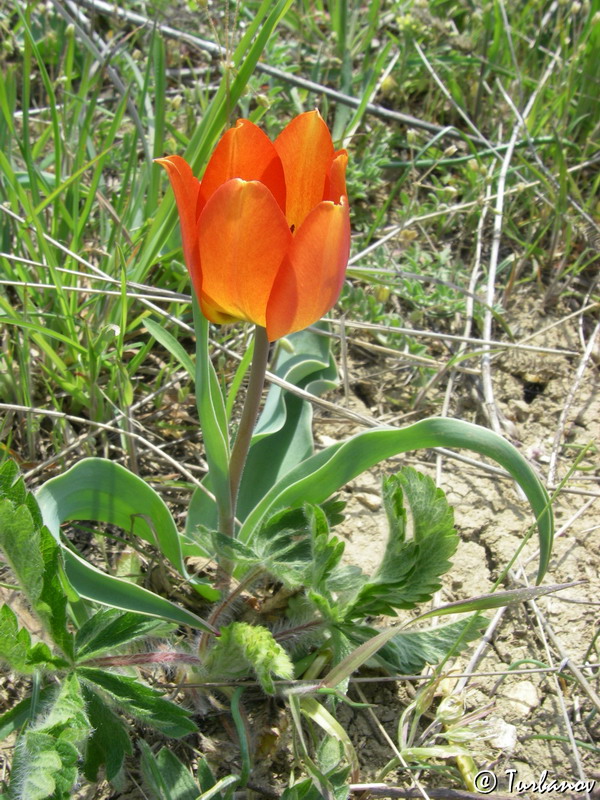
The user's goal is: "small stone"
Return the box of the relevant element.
[355,492,381,511]
[509,400,531,421]
[502,680,540,714]
[487,716,518,751]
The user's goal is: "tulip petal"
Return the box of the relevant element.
[274,110,335,230]
[324,149,349,204]
[266,197,350,341]
[198,179,292,327]
[199,119,286,212]
[155,156,203,295]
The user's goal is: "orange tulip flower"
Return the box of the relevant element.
[156,110,350,341]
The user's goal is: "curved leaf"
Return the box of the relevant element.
[36,458,219,630]
[239,418,553,583]
[37,458,187,575]
[184,323,337,540]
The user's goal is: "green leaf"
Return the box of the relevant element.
[144,316,195,379]
[36,458,219,630]
[205,622,293,695]
[8,733,63,800]
[345,468,459,617]
[0,687,54,742]
[185,324,338,538]
[0,498,43,605]
[140,743,200,800]
[343,616,488,674]
[305,504,345,596]
[323,584,573,689]
[237,324,338,519]
[193,305,230,525]
[75,609,174,660]
[239,418,553,584]
[7,674,90,800]
[0,605,43,673]
[0,470,73,658]
[78,667,197,738]
[36,674,90,744]
[37,457,187,580]
[300,697,359,780]
[82,686,132,782]
[65,547,217,630]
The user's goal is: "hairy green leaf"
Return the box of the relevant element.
[344,468,459,617]
[343,616,487,674]
[0,468,73,658]
[75,609,174,660]
[7,673,90,800]
[78,667,196,738]
[0,605,54,673]
[82,686,132,782]
[205,622,293,695]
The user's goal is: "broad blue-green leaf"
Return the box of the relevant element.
[239,418,553,583]
[78,667,197,738]
[37,457,186,577]
[194,304,230,522]
[36,457,219,628]
[185,324,337,541]
[58,547,217,631]
[236,324,337,520]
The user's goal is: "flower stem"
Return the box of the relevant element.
[227,325,270,528]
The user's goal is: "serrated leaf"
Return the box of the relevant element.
[37,673,90,744]
[306,504,345,595]
[37,526,73,659]
[324,615,487,689]
[82,686,132,781]
[75,609,174,660]
[0,605,35,673]
[7,670,88,798]
[345,616,488,674]
[344,468,458,617]
[0,497,44,604]
[0,489,73,659]
[205,622,293,695]
[0,687,54,742]
[9,732,63,800]
[0,460,19,494]
[78,667,197,738]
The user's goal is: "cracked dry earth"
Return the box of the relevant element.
[328,292,600,797]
